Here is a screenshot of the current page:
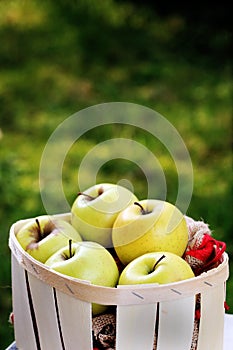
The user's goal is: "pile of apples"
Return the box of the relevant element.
[16,183,195,315]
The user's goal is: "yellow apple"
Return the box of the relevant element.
[71,183,138,248]
[16,215,82,263]
[112,199,189,265]
[118,251,194,285]
[45,241,119,315]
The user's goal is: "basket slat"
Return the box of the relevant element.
[55,289,92,350]
[27,272,64,350]
[157,296,196,350]
[197,283,225,350]
[116,303,157,350]
[11,255,38,350]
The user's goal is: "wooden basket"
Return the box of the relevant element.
[9,213,229,350]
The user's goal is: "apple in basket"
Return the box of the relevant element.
[45,240,119,315]
[118,251,195,285]
[112,199,189,265]
[16,215,82,263]
[71,183,138,248]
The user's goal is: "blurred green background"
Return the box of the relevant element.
[0,0,232,347]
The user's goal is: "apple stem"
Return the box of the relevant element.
[35,219,42,240]
[78,187,104,201]
[153,254,166,270]
[69,239,73,258]
[78,192,95,200]
[134,201,148,215]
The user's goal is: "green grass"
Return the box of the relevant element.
[0,1,232,347]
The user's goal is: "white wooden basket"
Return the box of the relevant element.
[9,213,229,350]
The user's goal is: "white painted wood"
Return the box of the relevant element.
[55,289,92,350]
[197,283,225,350]
[224,314,233,350]
[157,296,196,350]
[116,303,157,350]
[27,272,63,350]
[11,255,37,350]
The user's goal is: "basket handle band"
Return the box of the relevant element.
[9,222,229,306]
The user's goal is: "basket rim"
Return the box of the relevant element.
[9,213,229,306]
